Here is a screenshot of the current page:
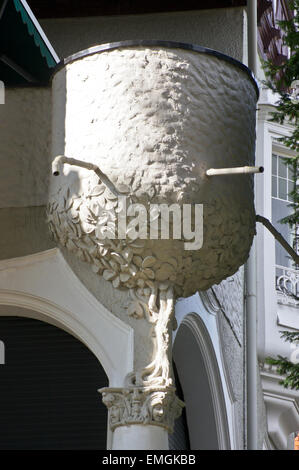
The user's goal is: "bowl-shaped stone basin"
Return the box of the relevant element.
[48,41,258,297]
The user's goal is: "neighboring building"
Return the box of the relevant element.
[256,0,299,449]
[0,0,298,450]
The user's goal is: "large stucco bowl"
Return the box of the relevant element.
[48,41,258,297]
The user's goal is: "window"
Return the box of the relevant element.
[272,153,295,202]
[272,153,299,305]
[272,153,295,267]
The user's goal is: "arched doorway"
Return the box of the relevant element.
[172,314,231,450]
[0,316,108,449]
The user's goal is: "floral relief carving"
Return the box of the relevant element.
[47,180,180,297]
[47,177,254,302]
[47,175,253,400]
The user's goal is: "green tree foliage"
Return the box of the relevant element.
[263,0,299,249]
[266,332,299,389]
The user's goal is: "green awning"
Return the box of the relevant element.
[0,0,59,85]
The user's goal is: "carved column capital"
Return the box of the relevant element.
[99,386,184,433]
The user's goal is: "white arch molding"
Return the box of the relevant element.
[174,293,238,449]
[0,248,134,387]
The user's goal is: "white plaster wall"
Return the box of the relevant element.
[211,267,244,344]
[0,207,54,260]
[41,8,247,63]
[0,88,51,208]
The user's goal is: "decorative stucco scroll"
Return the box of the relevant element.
[126,282,176,388]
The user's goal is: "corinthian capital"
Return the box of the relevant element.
[99,386,184,433]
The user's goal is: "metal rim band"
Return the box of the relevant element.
[51,39,259,97]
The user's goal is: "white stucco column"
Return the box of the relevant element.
[112,425,168,450]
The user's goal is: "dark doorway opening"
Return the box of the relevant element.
[0,316,108,449]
